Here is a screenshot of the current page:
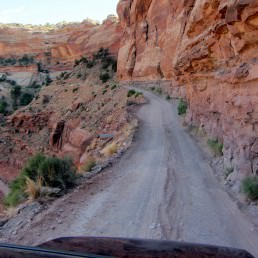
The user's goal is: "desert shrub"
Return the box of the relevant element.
[4,154,76,207]
[111,84,117,90]
[166,95,171,100]
[102,56,116,70]
[18,55,34,66]
[74,59,80,67]
[127,89,136,97]
[134,91,143,98]
[10,85,21,109]
[112,60,117,72]
[37,156,76,189]
[102,89,107,95]
[177,99,188,116]
[0,99,8,114]
[102,59,111,69]
[45,74,53,86]
[94,47,108,60]
[37,62,43,72]
[102,142,118,157]
[20,92,33,106]
[0,73,6,82]
[81,158,96,172]
[87,60,95,68]
[156,88,162,95]
[99,73,110,83]
[59,72,69,80]
[7,79,16,86]
[225,167,234,179]
[10,85,21,99]
[80,56,88,64]
[150,87,155,91]
[207,139,223,156]
[4,176,27,207]
[242,176,258,200]
[72,87,79,93]
[44,52,51,57]
[0,58,17,66]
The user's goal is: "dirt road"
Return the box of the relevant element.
[4,89,258,256]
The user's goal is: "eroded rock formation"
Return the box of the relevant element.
[0,16,122,71]
[117,0,258,184]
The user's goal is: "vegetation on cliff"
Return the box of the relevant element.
[242,177,258,201]
[0,55,35,67]
[5,154,76,207]
[177,99,188,116]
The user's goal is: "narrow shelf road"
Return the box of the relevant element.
[5,88,258,257]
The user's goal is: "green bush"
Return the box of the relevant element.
[112,60,117,72]
[111,84,117,90]
[225,167,234,179]
[37,156,76,189]
[0,57,17,66]
[4,154,76,207]
[99,73,110,83]
[102,89,107,95]
[80,56,88,64]
[135,91,143,98]
[166,95,171,100]
[20,93,33,106]
[207,139,223,156]
[74,59,80,67]
[242,176,258,200]
[87,60,95,68]
[156,88,162,95]
[4,179,26,207]
[7,79,16,86]
[18,55,34,66]
[45,74,53,86]
[0,99,8,114]
[10,85,21,99]
[177,99,188,116]
[0,74,6,82]
[37,62,43,72]
[127,89,136,97]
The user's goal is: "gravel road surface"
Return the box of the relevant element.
[3,88,258,257]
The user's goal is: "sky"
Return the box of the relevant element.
[0,0,119,25]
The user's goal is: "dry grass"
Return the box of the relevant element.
[124,119,138,138]
[25,177,42,201]
[188,125,207,138]
[101,142,118,157]
[5,207,17,218]
[80,157,96,172]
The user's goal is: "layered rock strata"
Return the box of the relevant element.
[117,0,258,183]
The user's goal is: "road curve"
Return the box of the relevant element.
[6,88,258,256]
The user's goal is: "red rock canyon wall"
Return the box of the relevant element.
[117,0,258,183]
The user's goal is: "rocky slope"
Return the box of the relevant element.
[0,16,122,71]
[117,0,258,187]
[0,49,144,216]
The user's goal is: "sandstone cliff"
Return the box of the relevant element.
[0,16,122,71]
[117,0,258,184]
